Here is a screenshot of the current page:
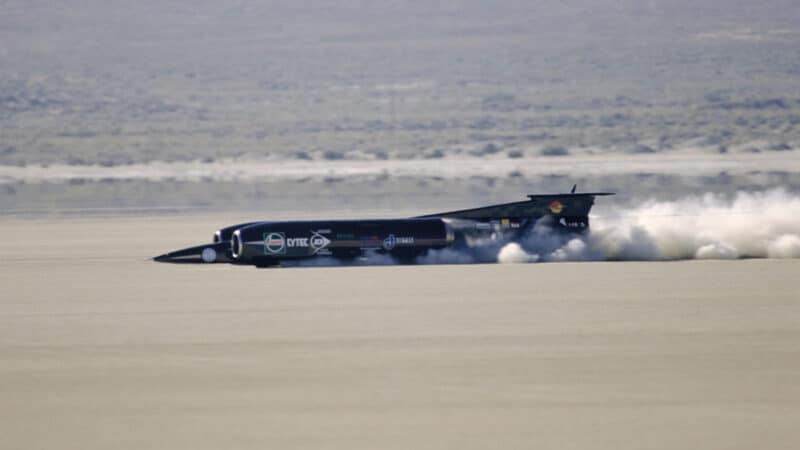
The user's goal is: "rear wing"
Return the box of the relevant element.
[417,190,614,221]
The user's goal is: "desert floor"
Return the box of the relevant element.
[1,216,798,450]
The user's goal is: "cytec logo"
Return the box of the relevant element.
[287,237,309,247]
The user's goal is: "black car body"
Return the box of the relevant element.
[154,189,613,267]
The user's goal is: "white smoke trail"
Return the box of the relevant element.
[499,189,800,263]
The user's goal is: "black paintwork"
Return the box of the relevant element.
[153,242,234,264]
[153,191,613,267]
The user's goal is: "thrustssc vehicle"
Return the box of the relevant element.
[153,187,613,267]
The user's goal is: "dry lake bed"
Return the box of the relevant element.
[1,216,798,450]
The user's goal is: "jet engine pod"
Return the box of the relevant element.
[230,224,285,264]
[215,222,261,244]
[229,227,283,267]
[231,229,244,260]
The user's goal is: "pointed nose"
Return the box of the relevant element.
[153,253,172,263]
[152,250,189,263]
[152,242,231,264]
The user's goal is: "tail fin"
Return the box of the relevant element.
[417,190,614,222]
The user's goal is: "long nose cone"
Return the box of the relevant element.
[153,242,232,264]
[153,253,172,263]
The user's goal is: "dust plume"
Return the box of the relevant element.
[499,189,800,263]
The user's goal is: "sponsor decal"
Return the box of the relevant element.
[560,217,587,228]
[310,230,331,254]
[501,218,510,227]
[264,232,286,255]
[549,200,564,214]
[268,230,331,255]
[287,237,309,247]
[359,235,383,249]
[476,222,491,230]
[380,234,415,251]
[383,234,396,250]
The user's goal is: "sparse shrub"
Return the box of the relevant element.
[768,142,792,152]
[424,149,445,159]
[524,133,551,141]
[598,113,630,127]
[59,130,97,138]
[715,98,788,110]
[294,151,312,160]
[628,144,656,154]
[540,146,569,157]
[322,150,345,160]
[481,93,530,112]
[701,130,734,146]
[470,143,501,157]
[507,150,523,159]
[365,120,386,130]
[704,91,729,103]
[481,143,500,155]
[469,117,497,130]
[482,93,515,105]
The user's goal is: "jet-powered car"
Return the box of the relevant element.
[153,187,613,267]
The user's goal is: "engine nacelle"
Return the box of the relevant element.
[214,222,261,244]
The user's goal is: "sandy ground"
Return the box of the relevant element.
[1,216,799,450]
